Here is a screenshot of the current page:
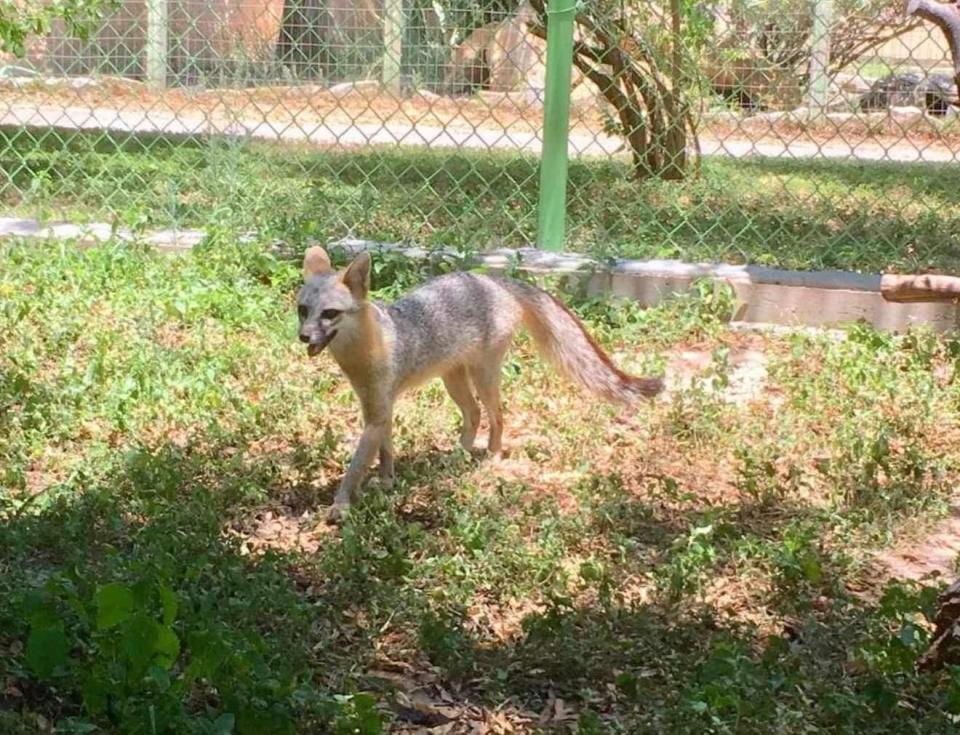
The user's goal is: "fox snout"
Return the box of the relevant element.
[299,326,337,357]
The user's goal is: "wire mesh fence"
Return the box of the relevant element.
[2,0,960,274]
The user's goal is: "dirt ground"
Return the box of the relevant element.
[232,336,959,592]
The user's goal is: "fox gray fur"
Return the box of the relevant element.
[296,246,664,521]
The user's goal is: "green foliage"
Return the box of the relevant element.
[656,520,723,599]
[767,521,825,588]
[701,0,912,108]
[2,240,960,733]
[685,638,788,725]
[0,0,119,57]
[0,241,387,733]
[7,550,365,733]
[332,694,383,735]
[571,278,737,348]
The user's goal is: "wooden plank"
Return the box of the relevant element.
[881,273,960,303]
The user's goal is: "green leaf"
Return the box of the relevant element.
[155,625,181,669]
[615,671,639,697]
[147,664,172,692]
[339,693,383,735]
[122,613,162,671]
[238,706,294,735]
[95,583,135,630]
[212,713,236,735]
[56,719,99,734]
[898,623,917,648]
[864,677,897,713]
[25,625,69,679]
[27,604,62,631]
[23,589,62,630]
[159,583,179,626]
[918,585,941,622]
[81,672,110,715]
[132,578,154,608]
[577,710,603,735]
[946,676,960,714]
[801,555,823,584]
[186,630,229,680]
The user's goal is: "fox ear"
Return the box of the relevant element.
[341,251,371,299]
[302,245,331,279]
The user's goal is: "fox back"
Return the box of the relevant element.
[297,249,662,403]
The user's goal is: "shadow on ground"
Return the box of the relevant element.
[0,425,953,733]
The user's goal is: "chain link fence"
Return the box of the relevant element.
[2,0,959,273]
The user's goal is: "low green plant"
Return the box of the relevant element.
[6,129,960,273]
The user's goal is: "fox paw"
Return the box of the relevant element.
[325,502,350,525]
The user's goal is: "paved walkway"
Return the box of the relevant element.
[3,102,957,164]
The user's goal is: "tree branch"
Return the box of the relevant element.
[906,0,960,97]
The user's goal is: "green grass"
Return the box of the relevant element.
[2,238,960,733]
[3,128,960,273]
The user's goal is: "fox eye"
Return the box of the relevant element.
[297,305,307,319]
[320,309,342,320]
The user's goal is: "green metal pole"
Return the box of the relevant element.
[536,0,577,251]
[807,0,834,115]
[146,0,168,89]
[383,0,404,94]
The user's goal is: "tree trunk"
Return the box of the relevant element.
[906,0,960,107]
[528,0,697,181]
[276,0,328,79]
[918,579,960,671]
[662,0,687,180]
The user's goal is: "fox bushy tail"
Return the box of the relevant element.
[507,281,664,405]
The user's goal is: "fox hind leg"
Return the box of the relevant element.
[378,413,394,489]
[468,345,508,456]
[443,366,481,451]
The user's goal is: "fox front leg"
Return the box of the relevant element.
[327,414,393,521]
[328,420,387,522]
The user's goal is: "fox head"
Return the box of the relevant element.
[296,246,371,356]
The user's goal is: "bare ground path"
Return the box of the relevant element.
[3,98,958,164]
[878,502,960,582]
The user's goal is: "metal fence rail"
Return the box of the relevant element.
[2,0,959,273]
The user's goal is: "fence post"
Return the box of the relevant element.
[536,0,577,252]
[807,0,833,112]
[146,0,168,88]
[383,0,404,93]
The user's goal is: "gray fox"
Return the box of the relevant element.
[296,246,664,521]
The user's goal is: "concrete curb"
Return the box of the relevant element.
[2,216,957,334]
[326,238,957,334]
